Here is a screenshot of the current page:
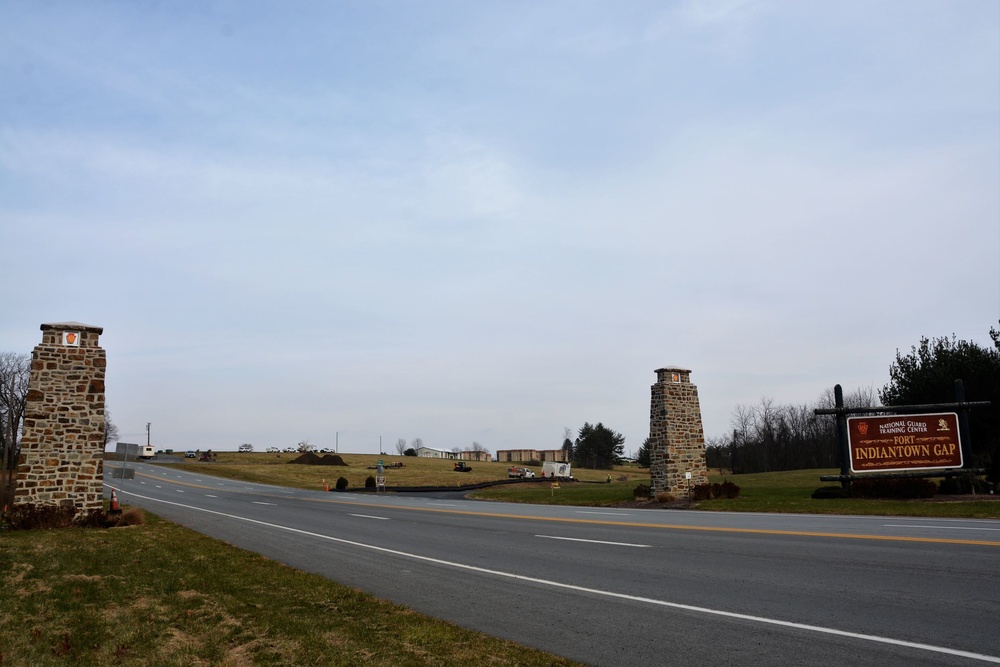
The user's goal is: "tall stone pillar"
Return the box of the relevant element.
[649,367,708,497]
[16,322,106,510]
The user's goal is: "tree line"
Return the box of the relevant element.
[710,329,1000,479]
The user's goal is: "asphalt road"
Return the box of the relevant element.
[105,462,1000,667]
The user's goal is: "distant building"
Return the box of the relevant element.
[414,446,454,459]
[495,449,568,463]
[456,450,492,462]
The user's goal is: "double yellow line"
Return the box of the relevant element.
[129,470,1000,547]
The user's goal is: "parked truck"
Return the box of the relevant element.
[137,444,155,460]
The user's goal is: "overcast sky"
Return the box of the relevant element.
[2,1,998,455]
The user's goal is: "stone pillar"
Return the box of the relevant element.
[15,322,106,510]
[649,367,708,497]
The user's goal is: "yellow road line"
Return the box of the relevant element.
[123,470,1000,547]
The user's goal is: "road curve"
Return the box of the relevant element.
[106,463,1000,667]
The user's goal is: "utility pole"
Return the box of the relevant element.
[146,422,151,447]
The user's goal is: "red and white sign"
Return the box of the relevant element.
[848,413,962,473]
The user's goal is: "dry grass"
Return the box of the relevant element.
[0,512,583,667]
[167,451,650,490]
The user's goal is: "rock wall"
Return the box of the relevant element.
[649,367,709,497]
[15,322,106,510]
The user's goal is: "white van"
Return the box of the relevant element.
[541,462,571,478]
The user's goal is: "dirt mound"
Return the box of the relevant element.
[288,452,347,466]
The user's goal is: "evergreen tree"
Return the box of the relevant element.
[636,436,651,468]
[880,333,1000,479]
[573,422,625,470]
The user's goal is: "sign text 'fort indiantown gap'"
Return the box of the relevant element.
[847,413,962,473]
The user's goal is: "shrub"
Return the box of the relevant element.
[527,459,542,467]
[335,477,349,491]
[404,448,417,457]
[2,504,79,530]
[851,477,936,499]
[364,475,376,488]
[691,484,713,501]
[687,481,741,501]
[811,486,851,499]
[939,475,991,495]
[717,481,740,499]
[115,508,146,526]
[0,504,144,530]
[633,483,651,499]
[654,491,674,503]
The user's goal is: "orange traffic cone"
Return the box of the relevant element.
[110,489,121,512]
[323,478,329,492]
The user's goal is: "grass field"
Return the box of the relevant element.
[157,451,648,490]
[0,512,581,667]
[149,454,1000,518]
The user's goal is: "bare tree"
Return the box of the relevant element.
[471,441,488,454]
[0,352,30,474]
[297,440,315,452]
[0,352,30,507]
[410,437,423,451]
[395,438,407,455]
[103,410,120,448]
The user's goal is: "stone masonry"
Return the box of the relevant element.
[649,367,708,497]
[15,322,106,510]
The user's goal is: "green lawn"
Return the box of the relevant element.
[473,468,1000,519]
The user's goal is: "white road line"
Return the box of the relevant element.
[884,524,1000,532]
[119,490,1000,665]
[176,489,184,493]
[537,535,650,548]
[252,502,276,506]
[205,495,217,498]
[576,511,631,516]
[350,514,390,520]
[427,503,456,507]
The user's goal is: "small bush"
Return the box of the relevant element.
[938,475,991,495]
[717,481,740,499]
[335,477,349,491]
[633,483,651,499]
[403,448,417,457]
[654,491,674,503]
[115,508,146,526]
[851,477,936,499]
[364,475,376,488]
[0,503,144,530]
[689,481,741,501]
[691,483,713,501]
[811,486,851,499]
[527,459,542,467]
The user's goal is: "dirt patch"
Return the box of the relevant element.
[288,452,347,466]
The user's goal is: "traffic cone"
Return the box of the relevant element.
[323,478,329,492]
[110,489,120,512]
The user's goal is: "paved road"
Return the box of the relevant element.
[106,462,1000,666]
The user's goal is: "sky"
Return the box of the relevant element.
[2,1,998,455]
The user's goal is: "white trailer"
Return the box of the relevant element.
[541,461,571,478]
[137,444,155,459]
